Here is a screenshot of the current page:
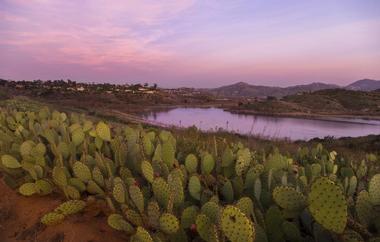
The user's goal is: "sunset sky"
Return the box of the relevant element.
[0,0,379,87]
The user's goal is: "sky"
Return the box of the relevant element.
[0,0,380,88]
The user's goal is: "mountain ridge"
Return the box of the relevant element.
[205,79,380,98]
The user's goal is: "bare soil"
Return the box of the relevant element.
[0,180,127,242]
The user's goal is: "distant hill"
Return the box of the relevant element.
[345,79,380,91]
[206,82,339,98]
[238,88,380,116]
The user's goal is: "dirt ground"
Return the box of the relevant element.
[0,180,128,242]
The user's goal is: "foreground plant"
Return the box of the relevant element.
[0,106,380,241]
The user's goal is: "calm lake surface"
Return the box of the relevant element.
[140,108,380,141]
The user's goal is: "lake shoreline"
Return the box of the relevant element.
[136,104,380,124]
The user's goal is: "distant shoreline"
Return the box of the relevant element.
[136,104,380,124]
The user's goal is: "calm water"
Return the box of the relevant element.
[140,108,380,140]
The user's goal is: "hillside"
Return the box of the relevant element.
[206,82,339,98]
[345,79,380,91]
[236,89,380,116]
[206,79,380,98]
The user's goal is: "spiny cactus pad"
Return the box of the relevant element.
[272,186,306,211]
[196,214,219,242]
[181,206,199,228]
[201,153,215,174]
[185,154,198,173]
[141,160,154,183]
[188,175,201,200]
[152,177,170,208]
[19,182,37,196]
[356,190,373,227]
[221,206,255,242]
[159,213,179,234]
[308,177,347,234]
[129,185,144,213]
[134,226,153,242]
[96,121,111,141]
[73,162,92,182]
[107,214,134,233]
[54,200,86,216]
[236,197,254,218]
[113,181,126,204]
[369,174,380,206]
[1,154,21,169]
[41,212,65,225]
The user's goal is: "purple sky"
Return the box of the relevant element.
[1,0,380,87]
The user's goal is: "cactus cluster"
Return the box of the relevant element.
[1,106,380,241]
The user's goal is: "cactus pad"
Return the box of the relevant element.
[96,121,111,141]
[113,181,126,204]
[41,212,65,225]
[1,154,21,169]
[308,177,347,234]
[201,153,215,174]
[272,186,306,211]
[19,182,37,196]
[356,190,373,227]
[134,227,153,242]
[222,147,234,167]
[236,197,254,218]
[152,177,170,208]
[159,213,179,234]
[181,206,199,228]
[52,166,67,187]
[196,214,219,242]
[35,179,53,195]
[107,214,134,233]
[147,201,161,229]
[201,201,220,224]
[188,175,201,200]
[129,184,144,213]
[55,200,86,216]
[221,206,255,242]
[185,154,198,173]
[369,174,380,206]
[73,162,92,182]
[141,160,154,183]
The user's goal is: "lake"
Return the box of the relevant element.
[140,108,380,140]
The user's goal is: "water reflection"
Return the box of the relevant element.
[140,108,380,140]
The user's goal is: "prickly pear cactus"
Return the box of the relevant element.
[19,182,37,196]
[96,121,111,141]
[221,206,255,242]
[236,197,254,218]
[235,148,251,176]
[107,214,134,233]
[201,201,220,224]
[308,177,347,233]
[129,184,144,213]
[141,160,154,183]
[159,213,179,234]
[369,174,380,206]
[185,154,198,174]
[73,161,92,182]
[188,175,201,200]
[272,186,306,211]
[152,177,170,208]
[113,180,126,204]
[1,154,21,168]
[41,212,65,225]
[201,153,215,174]
[356,190,373,227]
[133,226,153,242]
[196,214,219,242]
[54,200,86,216]
[181,206,199,229]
